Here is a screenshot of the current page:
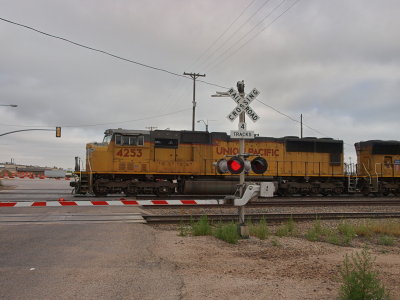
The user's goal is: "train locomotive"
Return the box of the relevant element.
[70,128,400,197]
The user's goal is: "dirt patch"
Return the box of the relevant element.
[153,226,400,300]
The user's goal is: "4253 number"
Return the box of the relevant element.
[115,148,142,158]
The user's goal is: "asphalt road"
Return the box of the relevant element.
[0,179,183,299]
[0,178,74,201]
[0,223,182,300]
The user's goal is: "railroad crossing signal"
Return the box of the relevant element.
[251,157,268,174]
[226,87,260,122]
[215,156,268,175]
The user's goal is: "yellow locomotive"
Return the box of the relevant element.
[355,140,400,195]
[71,128,349,196]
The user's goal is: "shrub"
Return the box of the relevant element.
[305,219,326,241]
[338,249,390,300]
[213,222,240,244]
[338,222,357,243]
[286,215,296,233]
[275,216,296,237]
[355,222,374,238]
[305,228,319,241]
[249,216,269,240]
[326,231,342,245]
[276,225,289,237]
[191,215,212,236]
[378,235,395,246]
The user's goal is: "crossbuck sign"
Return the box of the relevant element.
[226,87,260,122]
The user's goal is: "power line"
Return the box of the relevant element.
[256,98,329,137]
[1,9,341,142]
[189,0,258,70]
[207,0,300,72]
[156,0,256,116]
[0,16,226,89]
[0,108,192,128]
[256,98,352,146]
[196,0,272,69]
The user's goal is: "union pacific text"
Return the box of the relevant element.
[216,147,279,156]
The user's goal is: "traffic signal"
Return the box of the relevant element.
[215,156,268,174]
[56,127,61,138]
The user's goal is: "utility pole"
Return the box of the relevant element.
[300,114,303,138]
[146,126,158,131]
[183,72,206,131]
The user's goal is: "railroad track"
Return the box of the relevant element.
[251,198,400,207]
[142,198,400,208]
[144,211,400,224]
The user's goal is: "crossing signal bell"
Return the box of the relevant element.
[215,156,268,174]
[56,127,61,138]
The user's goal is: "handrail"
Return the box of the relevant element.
[362,162,372,184]
[87,149,94,194]
[374,163,382,177]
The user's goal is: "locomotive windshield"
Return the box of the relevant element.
[103,134,112,144]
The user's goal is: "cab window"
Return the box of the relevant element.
[137,136,144,146]
[155,138,178,148]
[115,134,144,146]
[115,135,122,145]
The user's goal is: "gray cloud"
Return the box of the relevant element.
[0,0,399,168]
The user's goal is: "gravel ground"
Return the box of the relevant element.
[144,204,400,216]
[148,202,400,300]
[151,218,400,300]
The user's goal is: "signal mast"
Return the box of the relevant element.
[213,81,267,237]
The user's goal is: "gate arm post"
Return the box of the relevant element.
[234,184,260,206]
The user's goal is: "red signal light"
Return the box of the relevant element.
[251,157,268,174]
[227,156,245,174]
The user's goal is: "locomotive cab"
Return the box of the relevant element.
[86,129,149,174]
[356,140,400,178]
[355,140,400,195]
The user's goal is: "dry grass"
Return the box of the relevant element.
[354,220,400,237]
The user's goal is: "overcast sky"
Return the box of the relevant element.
[1,0,399,169]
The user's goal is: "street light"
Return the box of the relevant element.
[0,104,18,107]
[197,120,208,132]
[197,119,215,132]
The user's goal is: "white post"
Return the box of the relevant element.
[238,86,248,238]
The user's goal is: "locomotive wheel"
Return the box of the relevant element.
[124,185,138,197]
[361,186,370,196]
[310,186,320,196]
[333,186,344,195]
[93,186,108,197]
[154,186,171,197]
